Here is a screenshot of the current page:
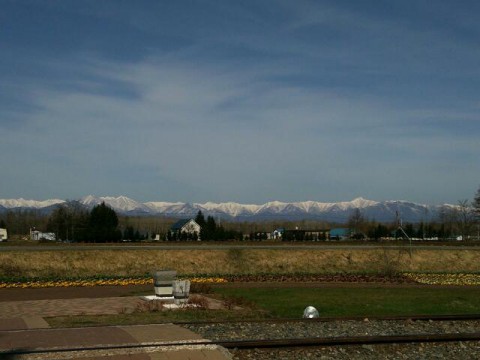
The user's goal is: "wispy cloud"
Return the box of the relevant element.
[0,1,478,204]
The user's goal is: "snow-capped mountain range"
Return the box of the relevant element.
[0,195,449,222]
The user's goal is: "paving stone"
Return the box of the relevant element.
[22,316,51,329]
[0,325,232,360]
[0,295,231,360]
[0,317,26,330]
[0,297,143,318]
[122,324,205,344]
[0,327,138,351]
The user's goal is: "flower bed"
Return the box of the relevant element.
[2,273,480,289]
[403,273,480,286]
[0,276,228,289]
[222,273,415,284]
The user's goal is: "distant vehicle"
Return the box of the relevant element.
[0,228,7,241]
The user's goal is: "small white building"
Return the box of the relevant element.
[0,228,7,242]
[30,229,56,241]
[272,228,284,240]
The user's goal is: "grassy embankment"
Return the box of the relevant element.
[1,247,480,279]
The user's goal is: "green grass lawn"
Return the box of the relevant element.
[46,308,266,328]
[46,285,480,328]
[213,286,480,318]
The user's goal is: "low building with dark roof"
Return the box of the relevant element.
[330,228,351,240]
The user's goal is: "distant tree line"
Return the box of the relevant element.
[194,211,242,241]
[344,186,480,241]
[166,229,199,241]
[0,203,170,241]
[45,202,159,242]
[1,185,480,242]
[46,201,122,242]
[122,225,150,242]
[0,210,49,236]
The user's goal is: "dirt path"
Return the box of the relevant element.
[0,284,152,301]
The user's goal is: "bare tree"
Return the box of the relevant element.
[347,208,366,238]
[438,205,460,240]
[454,200,474,241]
[472,186,480,240]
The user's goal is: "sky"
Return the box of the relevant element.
[1,0,479,205]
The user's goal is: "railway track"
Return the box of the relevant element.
[3,315,480,358]
[172,313,480,324]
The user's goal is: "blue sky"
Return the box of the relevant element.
[1,0,479,205]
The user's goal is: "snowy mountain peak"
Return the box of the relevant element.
[0,198,65,209]
[350,197,379,208]
[80,195,149,212]
[198,201,260,216]
[0,195,449,223]
[145,201,185,209]
[81,195,101,205]
[259,201,289,211]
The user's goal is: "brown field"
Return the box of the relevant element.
[1,247,480,279]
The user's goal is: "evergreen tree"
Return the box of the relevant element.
[416,222,425,239]
[194,211,206,240]
[123,226,135,240]
[89,202,121,243]
[205,216,217,240]
[367,223,390,240]
[195,211,206,227]
[404,223,415,238]
[47,206,68,240]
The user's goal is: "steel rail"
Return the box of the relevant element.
[216,332,480,349]
[3,332,480,356]
[172,313,480,325]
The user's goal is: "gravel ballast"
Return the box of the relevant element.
[182,319,480,359]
